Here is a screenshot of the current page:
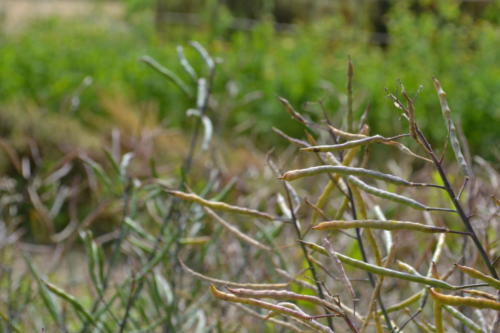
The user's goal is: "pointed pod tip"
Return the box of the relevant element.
[209,284,219,296]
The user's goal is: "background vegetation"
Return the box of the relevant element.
[0,0,498,332]
[0,0,499,158]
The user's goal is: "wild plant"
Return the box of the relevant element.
[0,44,498,333]
[169,59,499,332]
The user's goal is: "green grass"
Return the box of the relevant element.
[0,2,498,159]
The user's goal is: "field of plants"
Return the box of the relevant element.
[0,1,499,332]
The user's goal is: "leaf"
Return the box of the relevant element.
[43,280,96,325]
[140,56,193,98]
[25,257,63,328]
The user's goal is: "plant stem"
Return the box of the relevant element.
[416,128,498,279]
[347,186,394,332]
[282,183,337,331]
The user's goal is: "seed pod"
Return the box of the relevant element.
[433,78,471,177]
[166,190,276,220]
[204,207,272,251]
[210,286,334,333]
[226,288,342,315]
[313,220,450,233]
[334,251,457,290]
[455,264,500,290]
[429,288,500,310]
[301,135,385,152]
[281,165,439,188]
[443,305,483,333]
[347,176,454,212]
[347,176,426,210]
[327,125,431,162]
[181,260,288,289]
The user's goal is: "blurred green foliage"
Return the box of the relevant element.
[0,1,498,158]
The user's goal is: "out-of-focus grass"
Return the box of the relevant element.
[0,1,498,159]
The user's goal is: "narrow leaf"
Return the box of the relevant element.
[140,55,193,98]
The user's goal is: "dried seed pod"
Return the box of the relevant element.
[181,260,288,289]
[313,220,450,233]
[166,190,276,220]
[455,264,500,290]
[429,289,500,311]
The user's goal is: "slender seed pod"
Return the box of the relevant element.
[166,190,276,220]
[301,240,329,256]
[462,289,497,301]
[234,304,303,332]
[455,264,500,290]
[203,207,272,251]
[347,176,454,212]
[327,125,431,162]
[278,97,310,126]
[434,296,444,333]
[301,136,386,152]
[210,286,334,333]
[313,220,450,233]
[334,252,457,290]
[180,260,288,290]
[226,288,342,315]
[443,305,483,333]
[377,291,424,315]
[282,165,441,188]
[429,289,500,310]
[328,125,367,140]
[433,78,471,177]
